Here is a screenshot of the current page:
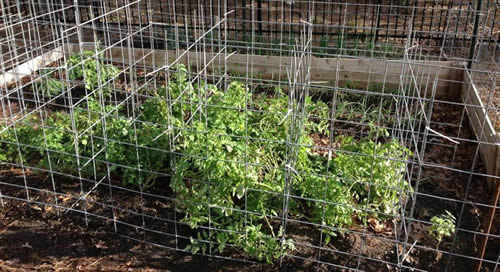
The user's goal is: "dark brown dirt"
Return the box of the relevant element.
[0,203,259,272]
[0,174,402,272]
[0,102,20,121]
[418,101,499,271]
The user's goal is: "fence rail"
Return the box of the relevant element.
[57,1,500,54]
[2,1,499,68]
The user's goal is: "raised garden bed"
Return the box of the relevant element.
[0,46,493,271]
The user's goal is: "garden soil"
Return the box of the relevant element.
[0,101,497,272]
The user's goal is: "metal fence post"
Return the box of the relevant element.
[243,0,247,42]
[468,0,483,69]
[374,0,382,43]
[257,0,263,39]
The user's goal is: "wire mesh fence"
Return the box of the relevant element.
[0,0,499,271]
[59,1,500,60]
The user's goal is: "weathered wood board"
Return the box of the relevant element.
[0,46,65,87]
[69,44,464,99]
[461,65,500,272]
[461,67,500,177]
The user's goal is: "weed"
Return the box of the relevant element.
[429,211,456,249]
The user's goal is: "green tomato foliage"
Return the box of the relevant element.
[67,50,120,95]
[429,210,456,248]
[0,61,413,263]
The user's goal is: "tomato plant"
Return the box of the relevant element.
[429,211,456,249]
[67,50,119,95]
[35,68,65,97]
[0,61,413,263]
[333,135,412,219]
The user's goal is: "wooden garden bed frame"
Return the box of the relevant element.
[0,45,496,271]
[72,44,463,99]
[461,67,500,271]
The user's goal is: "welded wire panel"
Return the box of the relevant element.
[0,0,499,271]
